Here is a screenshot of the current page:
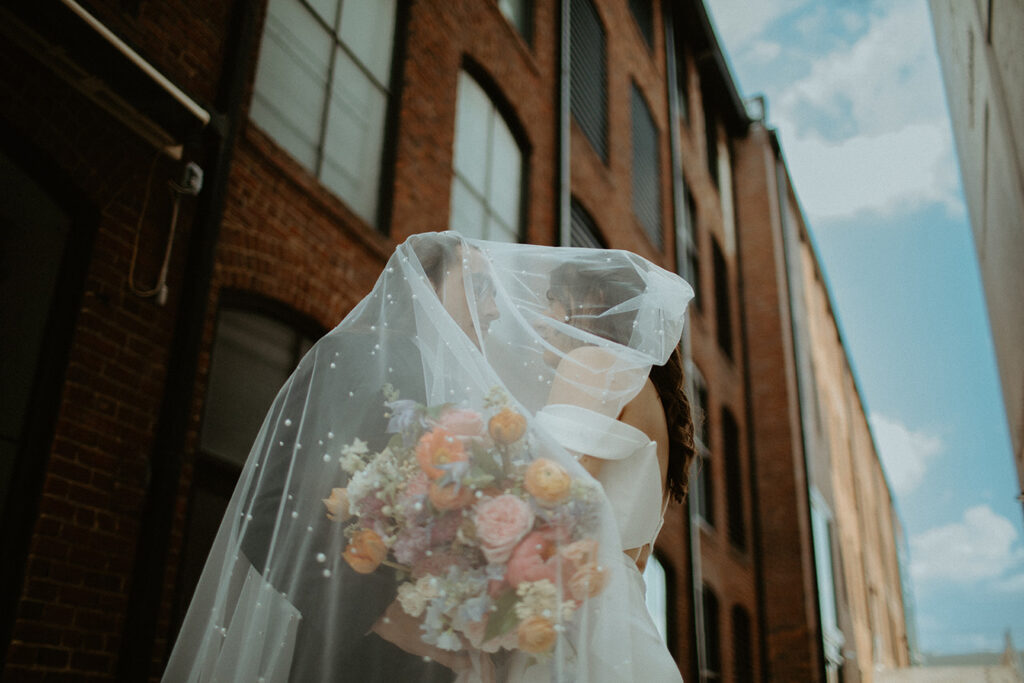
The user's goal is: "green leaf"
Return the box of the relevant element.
[484,589,520,642]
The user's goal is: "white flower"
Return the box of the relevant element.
[514,580,576,622]
[397,582,427,617]
[435,629,462,652]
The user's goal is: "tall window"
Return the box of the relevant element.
[731,604,754,683]
[712,237,732,357]
[250,0,397,226]
[721,407,745,550]
[174,301,321,629]
[811,490,845,675]
[631,83,662,248]
[676,185,699,302]
[450,71,524,242]
[570,198,605,248]
[703,100,719,187]
[570,0,608,162]
[690,365,713,527]
[701,585,722,681]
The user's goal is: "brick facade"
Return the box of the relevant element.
[0,1,904,681]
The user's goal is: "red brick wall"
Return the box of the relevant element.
[733,124,823,682]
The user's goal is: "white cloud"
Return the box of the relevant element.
[910,505,1024,585]
[775,2,945,137]
[782,121,964,223]
[705,0,810,46]
[870,412,943,496]
[993,572,1024,594]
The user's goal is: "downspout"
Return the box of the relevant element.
[116,0,258,678]
[663,3,706,681]
[558,0,571,246]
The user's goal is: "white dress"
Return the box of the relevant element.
[503,404,683,682]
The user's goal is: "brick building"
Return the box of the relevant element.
[0,0,905,680]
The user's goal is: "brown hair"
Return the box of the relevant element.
[649,347,696,503]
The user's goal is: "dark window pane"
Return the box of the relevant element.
[704,101,719,187]
[570,0,608,161]
[703,586,721,678]
[722,407,745,549]
[570,198,605,248]
[731,604,754,682]
[712,238,732,357]
[628,0,654,48]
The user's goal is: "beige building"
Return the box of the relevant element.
[735,120,911,682]
[929,0,1024,517]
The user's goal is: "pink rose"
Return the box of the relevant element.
[474,495,535,564]
[439,408,485,437]
[506,529,566,587]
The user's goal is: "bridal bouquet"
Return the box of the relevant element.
[321,385,608,657]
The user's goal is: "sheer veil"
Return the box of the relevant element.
[163,231,693,682]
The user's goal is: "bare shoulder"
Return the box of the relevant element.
[618,378,667,441]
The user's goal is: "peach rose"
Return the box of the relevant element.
[439,408,485,437]
[524,458,571,505]
[428,481,476,510]
[517,616,557,654]
[474,494,535,564]
[322,487,351,522]
[415,428,467,480]
[560,538,598,567]
[488,407,527,444]
[506,530,562,587]
[568,562,607,600]
[342,529,387,574]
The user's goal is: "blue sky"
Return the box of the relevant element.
[704,0,1023,656]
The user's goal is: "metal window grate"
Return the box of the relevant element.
[631,83,662,247]
[570,198,605,248]
[570,0,608,162]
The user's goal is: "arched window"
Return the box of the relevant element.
[173,297,323,630]
[450,70,524,242]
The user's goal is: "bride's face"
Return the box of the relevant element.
[536,292,577,367]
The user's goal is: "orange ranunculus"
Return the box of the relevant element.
[415,428,468,480]
[517,615,557,653]
[488,407,527,444]
[568,561,607,600]
[524,458,571,505]
[342,529,387,574]
[428,481,476,510]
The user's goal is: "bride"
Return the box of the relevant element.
[163,231,694,682]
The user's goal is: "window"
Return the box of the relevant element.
[497,0,531,42]
[690,366,713,527]
[721,407,745,550]
[676,48,690,124]
[250,0,397,226]
[174,302,321,629]
[676,185,699,303]
[631,83,662,248]
[701,585,722,681]
[449,71,524,242]
[811,490,845,671]
[570,198,605,248]
[643,553,669,644]
[628,0,654,48]
[703,100,719,187]
[731,604,754,683]
[712,237,732,357]
[570,0,608,161]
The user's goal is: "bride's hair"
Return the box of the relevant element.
[547,261,695,503]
